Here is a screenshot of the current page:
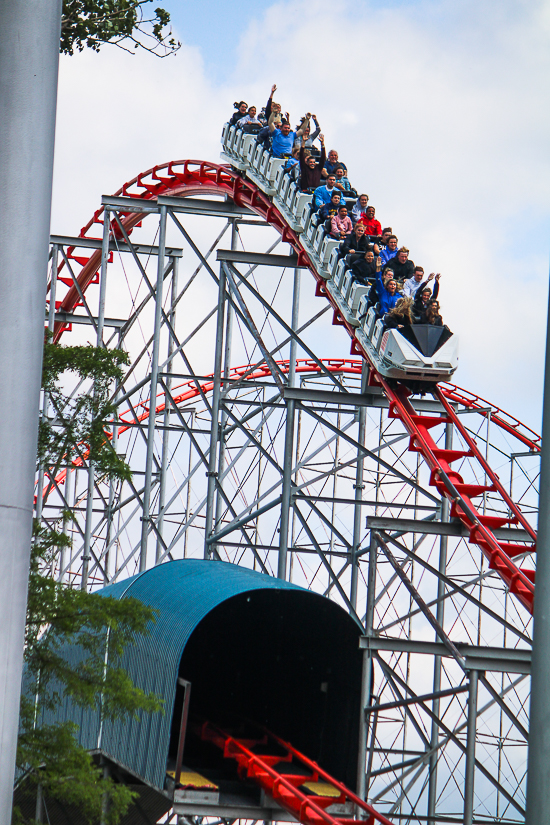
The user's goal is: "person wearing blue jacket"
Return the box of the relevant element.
[379,235,398,266]
[376,269,400,316]
[313,175,340,210]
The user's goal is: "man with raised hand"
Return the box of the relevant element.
[269,115,306,158]
[299,134,326,191]
[403,267,435,298]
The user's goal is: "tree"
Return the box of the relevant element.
[61,0,180,57]
[14,341,163,825]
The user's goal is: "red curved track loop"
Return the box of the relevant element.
[50,159,537,613]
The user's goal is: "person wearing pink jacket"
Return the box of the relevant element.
[330,206,353,239]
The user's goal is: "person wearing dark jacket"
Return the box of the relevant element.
[264,84,278,122]
[257,83,283,147]
[299,139,326,191]
[317,192,343,222]
[230,101,248,125]
[340,222,370,261]
[413,276,440,322]
[390,247,415,282]
[352,250,379,284]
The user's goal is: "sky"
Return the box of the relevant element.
[50,0,550,433]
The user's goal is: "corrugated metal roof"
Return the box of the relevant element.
[47,560,326,790]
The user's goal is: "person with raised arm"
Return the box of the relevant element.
[377,277,400,316]
[269,114,306,159]
[413,274,441,322]
[364,268,391,313]
[295,114,321,149]
[257,83,282,147]
[403,267,433,298]
[299,134,326,191]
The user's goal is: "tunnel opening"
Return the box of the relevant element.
[169,588,362,790]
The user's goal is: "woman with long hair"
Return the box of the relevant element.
[424,299,443,326]
[383,296,415,329]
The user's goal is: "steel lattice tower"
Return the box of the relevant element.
[37,160,539,824]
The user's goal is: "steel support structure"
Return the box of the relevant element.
[33,188,540,824]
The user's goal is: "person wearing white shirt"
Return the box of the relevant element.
[351,193,369,223]
[403,269,438,299]
[237,106,262,128]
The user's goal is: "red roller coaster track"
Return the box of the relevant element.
[50,159,538,614]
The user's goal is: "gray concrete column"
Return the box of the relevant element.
[0,0,62,818]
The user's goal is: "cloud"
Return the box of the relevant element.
[51,0,550,430]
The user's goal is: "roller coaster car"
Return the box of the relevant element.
[355,306,459,383]
[220,125,459,387]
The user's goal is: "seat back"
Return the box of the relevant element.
[333,260,349,292]
[273,163,287,197]
[221,123,230,149]
[292,194,313,231]
[364,306,377,337]
[240,134,257,165]
[341,271,354,302]
[348,283,369,312]
[319,237,340,266]
[372,319,385,351]
[266,156,285,184]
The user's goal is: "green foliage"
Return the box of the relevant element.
[25,527,160,719]
[15,343,163,824]
[17,530,163,823]
[39,341,131,483]
[61,0,180,56]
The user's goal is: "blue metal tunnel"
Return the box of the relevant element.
[49,560,363,794]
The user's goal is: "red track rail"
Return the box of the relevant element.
[198,721,393,825]
[49,159,538,613]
